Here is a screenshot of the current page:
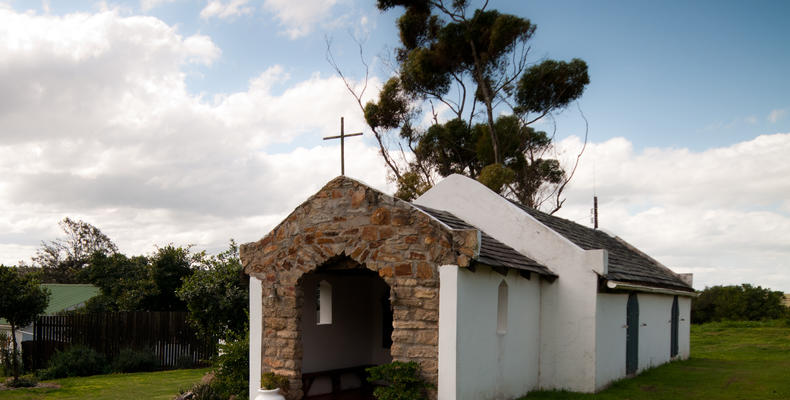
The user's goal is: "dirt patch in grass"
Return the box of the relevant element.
[0,382,61,391]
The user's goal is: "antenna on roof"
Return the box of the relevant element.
[590,160,598,229]
[593,196,598,229]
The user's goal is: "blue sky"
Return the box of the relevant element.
[30,0,790,150]
[0,0,788,291]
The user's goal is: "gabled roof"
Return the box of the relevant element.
[0,284,99,326]
[509,201,693,292]
[41,284,100,314]
[413,204,557,279]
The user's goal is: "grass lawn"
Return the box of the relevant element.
[523,319,790,399]
[0,368,209,400]
[2,321,788,399]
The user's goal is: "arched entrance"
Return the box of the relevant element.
[241,176,474,399]
[299,256,393,398]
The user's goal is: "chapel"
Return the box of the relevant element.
[241,174,695,400]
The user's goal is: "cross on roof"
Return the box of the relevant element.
[323,117,363,175]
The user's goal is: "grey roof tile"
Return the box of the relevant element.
[509,201,694,292]
[412,204,556,278]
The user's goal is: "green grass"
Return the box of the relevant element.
[523,319,790,399]
[3,320,788,399]
[0,368,209,400]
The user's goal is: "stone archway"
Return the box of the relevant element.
[241,176,478,399]
[298,256,393,397]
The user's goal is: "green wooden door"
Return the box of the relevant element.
[626,293,639,375]
[671,295,679,357]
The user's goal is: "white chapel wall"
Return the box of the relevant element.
[594,293,627,389]
[299,273,391,395]
[438,265,459,400]
[454,266,541,400]
[415,174,602,393]
[249,276,262,398]
[636,293,673,372]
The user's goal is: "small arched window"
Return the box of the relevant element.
[497,280,508,334]
[316,280,332,325]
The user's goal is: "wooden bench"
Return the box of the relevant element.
[302,365,375,398]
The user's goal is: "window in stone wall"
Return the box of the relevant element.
[497,280,508,334]
[317,280,332,325]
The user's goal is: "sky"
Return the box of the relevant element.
[1,0,789,292]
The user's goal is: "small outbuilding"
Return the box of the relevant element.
[241,174,695,400]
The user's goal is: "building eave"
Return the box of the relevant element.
[604,279,699,297]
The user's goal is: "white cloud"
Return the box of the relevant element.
[768,108,787,123]
[200,0,253,20]
[262,0,340,39]
[140,0,177,11]
[0,6,389,265]
[553,133,790,292]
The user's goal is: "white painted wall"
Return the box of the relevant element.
[438,265,458,400]
[416,174,604,393]
[637,294,673,371]
[299,273,392,396]
[594,293,627,389]
[678,296,691,359]
[454,266,541,400]
[249,277,262,399]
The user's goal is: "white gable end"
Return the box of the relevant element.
[414,174,607,276]
[415,174,605,392]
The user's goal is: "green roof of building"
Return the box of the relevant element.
[0,284,99,326]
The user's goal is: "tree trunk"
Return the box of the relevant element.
[468,40,501,165]
[10,322,19,382]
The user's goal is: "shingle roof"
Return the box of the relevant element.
[509,201,694,292]
[412,204,556,278]
[0,284,99,326]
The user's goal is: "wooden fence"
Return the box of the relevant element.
[27,311,215,370]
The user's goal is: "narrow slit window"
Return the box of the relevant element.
[317,280,332,325]
[497,280,508,334]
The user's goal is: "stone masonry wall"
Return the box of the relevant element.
[241,176,478,399]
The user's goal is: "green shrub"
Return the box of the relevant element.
[187,382,224,400]
[5,373,37,387]
[692,284,786,324]
[0,332,15,377]
[111,348,160,373]
[366,361,431,400]
[261,371,289,391]
[40,345,107,379]
[211,330,249,399]
[175,354,196,369]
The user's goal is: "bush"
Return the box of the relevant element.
[182,382,224,400]
[111,348,159,373]
[261,371,289,391]
[0,332,15,377]
[366,361,431,400]
[175,354,196,369]
[211,330,249,399]
[5,373,37,388]
[692,284,787,324]
[39,346,107,379]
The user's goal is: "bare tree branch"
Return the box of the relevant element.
[325,36,403,180]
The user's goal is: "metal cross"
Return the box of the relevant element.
[323,117,363,175]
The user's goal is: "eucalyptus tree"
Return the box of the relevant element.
[330,0,589,211]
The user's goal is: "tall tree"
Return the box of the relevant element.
[147,245,195,311]
[32,217,118,283]
[83,245,195,312]
[0,266,49,383]
[177,241,249,342]
[329,0,589,211]
[83,252,156,311]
